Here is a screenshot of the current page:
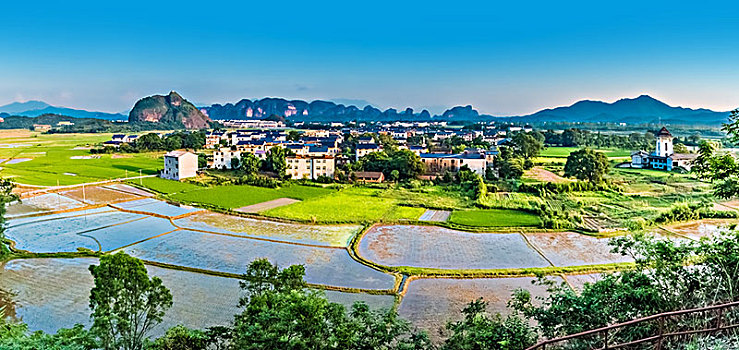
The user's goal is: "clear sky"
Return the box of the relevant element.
[1,0,738,115]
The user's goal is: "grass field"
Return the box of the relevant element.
[0,130,161,185]
[540,147,632,159]
[448,209,542,227]
[133,177,335,209]
[170,184,333,209]
[262,187,400,223]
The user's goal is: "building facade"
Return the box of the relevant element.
[161,151,198,180]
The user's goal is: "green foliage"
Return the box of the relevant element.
[145,326,209,350]
[448,209,541,227]
[518,181,610,197]
[0,178,17,257]
[442,299,537,350]
[264,146,289,178]
[510,132,544,159]
[513,231,739,346]
[233,259,431,350]
[543,128,654,150]
[655,201,738,223]
[563,148,610,183]
[493,147,526,180]
[239,153,261,175]
[0,321,95,350]
[88,252,173,350]
[356,149,425,181]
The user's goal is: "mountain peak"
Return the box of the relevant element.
[129,92,211,129]
[0,100,52,114]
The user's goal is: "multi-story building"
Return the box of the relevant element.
[355,144,382,161]
[286,155,335,180]
[211,147,241,169]
[161,151,198,180]
[420,150,489,176]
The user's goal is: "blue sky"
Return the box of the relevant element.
[1,0,738,115]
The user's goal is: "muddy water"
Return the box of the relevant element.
[0,258,394,335]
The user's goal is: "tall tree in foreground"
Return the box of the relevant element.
[0,178,16,257]
[693,111,739,198]
[564,148,609,183]
[88,252,173,350]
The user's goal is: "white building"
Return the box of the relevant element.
[355,144,382,161]
[286,156,335,180]
[630,127,697,171]
[211,148,241,170]
[161,151,198,180]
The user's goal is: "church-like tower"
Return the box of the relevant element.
[655,127,673,157]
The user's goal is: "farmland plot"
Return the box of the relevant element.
[6,193,84,218]
[663,219,736,240]
[175,212,361,247]
[398,277,557,336]
[358,225,550,269]
[103,183,155,197]
[123,230,396,290]
[5,211,145,252]
[0,258,399,336]
[86,216,177,251]
[523,231,633,266]
[60,186,141,204]
[7,207,116,227]
[564,273,603,292]
[112,198,202,218]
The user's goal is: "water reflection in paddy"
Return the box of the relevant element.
[0,258,394,335]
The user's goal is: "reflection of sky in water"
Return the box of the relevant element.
[125,230,396,290]
[0,258,395,335]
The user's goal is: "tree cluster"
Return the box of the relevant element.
[91,132,206,154]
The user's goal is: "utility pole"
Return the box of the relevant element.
[82,183,86,203]
[139,169,143,185]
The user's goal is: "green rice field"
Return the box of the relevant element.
[448,209,542,227]
[540,147,632,159]
[0,130,161,185]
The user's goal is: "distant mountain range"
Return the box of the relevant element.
[0,94,733,126]
[513,95,731,125]
[0,100,126,120]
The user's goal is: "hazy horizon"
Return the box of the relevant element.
[2,0,738,115]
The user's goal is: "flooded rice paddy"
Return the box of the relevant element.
[522,231,633,266]
[175,212,361,247]
[123,229,396,290]
[359,225,551,269]
[398,277,558,337]
[0,258,395,336]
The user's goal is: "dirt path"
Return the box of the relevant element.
[234,198,300,213]
[524,166,572,183]
[419,210,451,222]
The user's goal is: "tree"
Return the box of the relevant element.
[494,148,525,180]
[390,170,400,182]
[265,146,289,178]
[564,148,609,183]
[443,299,537,350]
[146,326,209,350]
[240,153,261,175]
[673,142,689,153]
[134,134,163,151]
[0,178,16,256]
[230,157,241,170]
[510,132,543,161]
[88,252,173,350]
[693,114,739,198]
[232,259,430,350]
[287,130,301,141]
